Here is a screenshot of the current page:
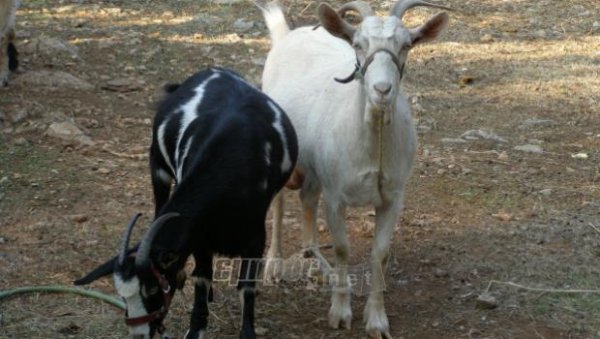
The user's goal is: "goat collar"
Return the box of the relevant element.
[335,48,405,84]
[124,264,173,334]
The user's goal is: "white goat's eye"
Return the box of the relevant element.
[352,43,363,51]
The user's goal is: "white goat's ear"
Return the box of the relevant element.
[318,3,356,44]
[409,12,449,46]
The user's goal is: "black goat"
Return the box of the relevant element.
[75,67,298,339]
[1,0,18,86]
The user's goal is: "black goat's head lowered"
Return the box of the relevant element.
[75,213,182,338]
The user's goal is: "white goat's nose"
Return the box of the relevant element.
[374,82,392,96]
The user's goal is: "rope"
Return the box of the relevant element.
[377,110,384,193]
[0,285,126,310]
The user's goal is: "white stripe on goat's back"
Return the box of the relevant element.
[157,121,176,176]
[264,142,272,166]
[267,101,292,173]
[177,136,194,182]
[174,71,221,181]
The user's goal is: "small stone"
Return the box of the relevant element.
[47,121,94,146]
[492,212,513,222]
[433,268,449,278]
[97,168,111,174]
[14,137,28,145]
[514,144,543,154]
[441,137,467,144]
[539,189,552,196]
[255,327,268,336]
[518,119,554,129]
[571,152,588,160]
[233,18,254,32]
[480,33,494,42]
[14,71,94,91]
[70,214,89,223]
[476,292,498,309]
[461,129,508,143]
[10,109,31,124]
[101,78,144,92]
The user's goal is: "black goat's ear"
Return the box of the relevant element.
[158,251,180,270]
[74,256,117,285]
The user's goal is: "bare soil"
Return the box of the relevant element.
[1,0,599,338]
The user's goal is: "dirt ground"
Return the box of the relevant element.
[1,0,599,338]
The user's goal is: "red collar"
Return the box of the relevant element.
[124,265,173,333]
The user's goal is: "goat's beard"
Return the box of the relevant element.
[365,103,392,125]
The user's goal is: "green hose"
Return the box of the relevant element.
[0,285,126,310]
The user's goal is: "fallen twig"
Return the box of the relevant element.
[102,146,147,160]
[0,285,125,310]
[587,222,600,236]
[485,280,600,294]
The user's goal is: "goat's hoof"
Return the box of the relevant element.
[366,330,393,339]
[365,310,391,339]
[328,307,352,330]
[183,329,206,339]
[263,254,283,283]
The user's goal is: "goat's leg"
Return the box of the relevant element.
[238,257,262,339]
[0,37,9,87]
[300,186,333,274]
[184,252,214,339]
[325,202,352,330]
[265,191,284,281]
[363,199,402,339]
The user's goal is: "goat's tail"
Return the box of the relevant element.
[259,1,289,45]
[163,83,180,93]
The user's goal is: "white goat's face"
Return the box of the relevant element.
[318,2,449,109]
[353,16,410,107]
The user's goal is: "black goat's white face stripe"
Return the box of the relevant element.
[114,274,150,335]
[267,101,292,173]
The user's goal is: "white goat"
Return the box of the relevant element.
[261,1,449,337]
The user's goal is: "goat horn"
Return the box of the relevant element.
[391,0,452,20]
[117,213,142,267]
[134,212,180,271]
[338,1,374,19]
